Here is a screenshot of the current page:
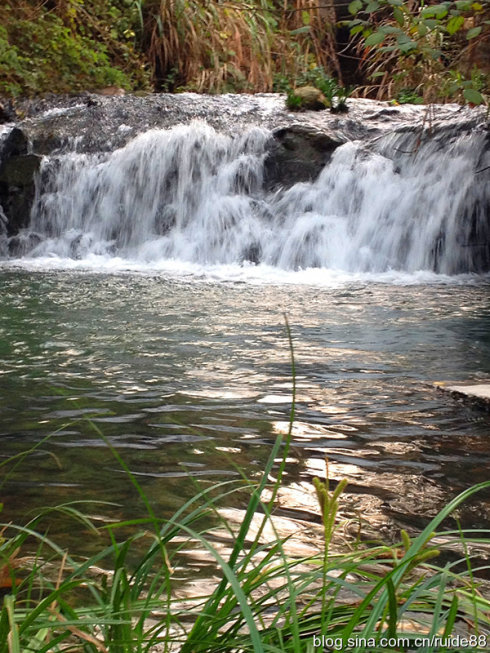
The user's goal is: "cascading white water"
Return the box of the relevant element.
[25,120,489,274]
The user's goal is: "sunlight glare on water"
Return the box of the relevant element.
[0,269,489,557]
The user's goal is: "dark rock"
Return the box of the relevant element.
[0,154,41,186]
[365,107,401,121]
[30,131,64,156]
[1,127,29,158]
[242,243,261,264]
[0,206,7,257]
[0,102,16,124]
[263,125,345,190]
[331,102,349,114]
[85,96,101,108]
[0,154,42,235]
[8,232,42,256]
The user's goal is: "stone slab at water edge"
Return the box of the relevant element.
[436,382,490,411]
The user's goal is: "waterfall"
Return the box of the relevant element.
[21,119,490,274]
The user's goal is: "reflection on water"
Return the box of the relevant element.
[0,270,489,558]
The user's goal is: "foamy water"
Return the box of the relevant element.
[2,255,488,288]
[6,119,489,280]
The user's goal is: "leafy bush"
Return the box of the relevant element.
[0,0,344,96]
[0,0,150,97]
[396,87,425,104]
[345,0,489,104]
[1,0,488,103]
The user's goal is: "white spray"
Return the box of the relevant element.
[26,120,489,274]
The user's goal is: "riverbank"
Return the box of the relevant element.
[2,424,490,652]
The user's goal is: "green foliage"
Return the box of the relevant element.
[0,0,344,97]
[273,73,294,93]
[345,0,489,104]
[284,67,352,112]
[299,66,339,97]
[313,468,348,545]
[1,18,125,96]
[1,0,487,102]
[396,87,425,103]
[0,0,150,97]
[286,89,304,110]
[1,449,490,651]
[444,67,488,103]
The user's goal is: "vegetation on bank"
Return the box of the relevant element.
[1,429,490,651]
[0,0,488,104]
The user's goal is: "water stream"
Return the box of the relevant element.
[1,112,489,567]
[16,119,490,274]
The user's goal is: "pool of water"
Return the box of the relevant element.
[1,268,489,556]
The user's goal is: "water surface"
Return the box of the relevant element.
[1,269,489,555]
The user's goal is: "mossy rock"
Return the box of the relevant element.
[287,86,329,111]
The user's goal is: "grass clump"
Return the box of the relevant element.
[1,458,490,651]
[1,326,489,651]
[285,66,353,112]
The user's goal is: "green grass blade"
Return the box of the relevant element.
[4,596,21,653]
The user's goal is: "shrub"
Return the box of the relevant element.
[345,0,489,104]
[0,1,150,96]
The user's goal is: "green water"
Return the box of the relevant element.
[1,270,489,555]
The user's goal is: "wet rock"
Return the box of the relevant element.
[85,96,102,108]
[1,127,29,158]
[0,102,16,124]
[436,382,490,412]
[8,231,42,256]
[30,131,64,155]
[93,86,126,96]
[365,107,401,121]
[242,242,261,264]
[0,154,42,235]
[0,206,8,257]
[264,124,345,190]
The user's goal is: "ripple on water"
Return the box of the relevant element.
[0,269,489,559]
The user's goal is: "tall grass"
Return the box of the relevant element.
[1,323,490,651]
[2,0,342,96]
[144,0,341,92]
